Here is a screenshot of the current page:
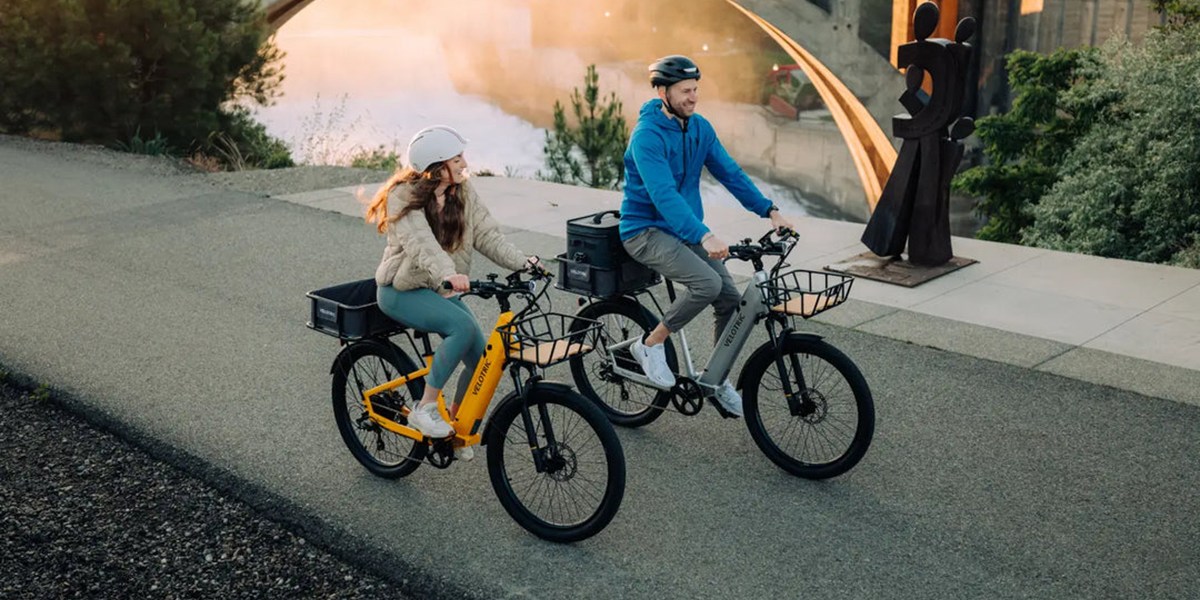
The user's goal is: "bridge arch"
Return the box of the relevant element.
[263,0,915,213]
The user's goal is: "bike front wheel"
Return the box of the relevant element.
[569,298,675,428]
[331,340,427,479]
[741,336,874,479]
[484,384,626,543]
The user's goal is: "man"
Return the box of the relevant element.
[620,54,796,418]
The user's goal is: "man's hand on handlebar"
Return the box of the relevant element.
[769,208,796,235]
[702,232,729,260]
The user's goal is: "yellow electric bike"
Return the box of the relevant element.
[307,269,625,543]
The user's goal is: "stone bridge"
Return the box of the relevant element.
[261,0,958,213]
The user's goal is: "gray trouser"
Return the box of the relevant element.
[623,227,739,343]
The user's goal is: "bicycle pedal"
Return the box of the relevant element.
[706,397,740,420]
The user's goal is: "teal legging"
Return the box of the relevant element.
[376,286,485,392]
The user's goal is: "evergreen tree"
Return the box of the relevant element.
[539,65,628,190]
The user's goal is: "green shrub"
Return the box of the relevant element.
[115,127,174,156]
[952,49,1099,244]
[0,0,284,163]
[348,145,401,171]
[1023,24,1200,267]
[212,107,294,170]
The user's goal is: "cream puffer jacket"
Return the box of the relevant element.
[374,182,528,293]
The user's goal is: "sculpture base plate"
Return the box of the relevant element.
[825,252,977,288]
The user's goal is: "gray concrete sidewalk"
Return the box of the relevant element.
[281,176,1200,407]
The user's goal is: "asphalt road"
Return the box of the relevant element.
[1,137,1196,599]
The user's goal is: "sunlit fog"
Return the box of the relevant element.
[253,0,843,216]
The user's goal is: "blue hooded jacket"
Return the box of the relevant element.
[619,99,774,243]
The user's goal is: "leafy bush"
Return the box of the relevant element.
[114,128,174,156]
[952,49,1099,244]
[0,0,288,168]
[213,107,294,170]
[1022,25,1200,267]
[348,145,401,171]
[953,2,1200,267]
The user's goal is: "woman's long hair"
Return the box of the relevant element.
[365,162,466,252]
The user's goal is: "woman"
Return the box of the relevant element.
[365,125,537,455]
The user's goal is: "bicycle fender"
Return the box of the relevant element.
[735,332,824,391]
[479,381,576,445]
[328,338,401,375]
[581,295,645,317]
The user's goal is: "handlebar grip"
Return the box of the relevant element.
[442,280,476,292]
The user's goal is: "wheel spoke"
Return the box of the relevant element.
[745,340,873,479]
[569,302,671,426]
[496,398,612,528]
[332,344,424,478]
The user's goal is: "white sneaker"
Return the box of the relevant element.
[455,445,475,462]
[409,403,454,438]
[713,380,744,418]
[630,338,676,389]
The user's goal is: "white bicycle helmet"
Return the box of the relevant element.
[406,125,469,172]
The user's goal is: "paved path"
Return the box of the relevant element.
[1,139,1197,599]
[289,175,1200,407]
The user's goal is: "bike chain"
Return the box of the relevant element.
[603,351,713,418]
[604,377,711,417]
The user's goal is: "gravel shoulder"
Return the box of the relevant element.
[0,378,414,600]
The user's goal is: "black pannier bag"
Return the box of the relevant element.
[556,210,660,298]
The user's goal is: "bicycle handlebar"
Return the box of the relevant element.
[440,265,553,298]
[726,227,799,262]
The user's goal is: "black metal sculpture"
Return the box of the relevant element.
[861,2,976,266]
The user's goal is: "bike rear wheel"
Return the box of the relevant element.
[741,336,874,479]
[485,384,625,543]
[569,298,675,428]
[331,340,427,478]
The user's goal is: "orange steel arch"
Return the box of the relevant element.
[727,1,897,212]
[265,0,312,28]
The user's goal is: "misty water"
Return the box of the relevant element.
[252,0,831,216]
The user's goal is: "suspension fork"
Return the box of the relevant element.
[511,368,558,473]
[766,318,809,416]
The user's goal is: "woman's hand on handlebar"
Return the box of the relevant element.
[443,273,470,293]
[524,255,552,278]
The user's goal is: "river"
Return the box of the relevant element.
[251,0,836,217]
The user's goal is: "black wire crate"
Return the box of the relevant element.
[758,269,854,320]
[499,312,604,368]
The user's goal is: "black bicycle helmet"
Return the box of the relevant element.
[649,55,701,88]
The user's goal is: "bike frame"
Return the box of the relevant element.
[605,268,775,394]
[357,311,517,448]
